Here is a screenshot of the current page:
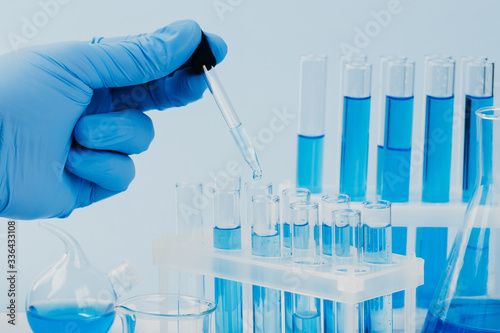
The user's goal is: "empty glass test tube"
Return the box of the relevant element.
[175,183,205,298]
[321,194,350,333]
[251,195,281,332]
[362,201,393,333]
[296,54,327,193]
[378,59,415,203]
[281,188,310,333]
[333,209,363,333]
[290,201,322,332]
[212,188,243,332]
[245,180,272,229]
[422,58,456,203]
[462,59,494,202]
[340,61,372,201]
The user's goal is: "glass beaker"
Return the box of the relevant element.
[423,107,500,333]
[114,294,216,332]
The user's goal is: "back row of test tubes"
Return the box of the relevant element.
[176,178,394,332]
[296,54,494,204]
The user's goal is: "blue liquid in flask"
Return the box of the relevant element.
[423,299,500,333]
[297,134,324,194]
[252,227,281,332]
[422,95,454,203]
[27,302,114,333]
[463,95,493,202]
[213,226,243,333]
[340,96,371,201]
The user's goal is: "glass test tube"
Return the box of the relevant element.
[340,61,372,201]
[462,60,494,202]
[245,180,272,229]
[333,209,363,333]
[281,188,310,333]
[175,183,205,298]
[362,201,393,333]
[422,58,456,203]
[321,194,350,333]
[378,59,415,203]
[212,188,243,332]
[296,54,327,194]
[376,56,407,197]
[290,202,321,332]
[251,195,281,333]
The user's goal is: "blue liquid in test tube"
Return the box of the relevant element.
[422,58,456,203]
[340,61,372,201]
[281,188,310,333]
[251,195,281,333]
[296,55,327,194]
[462,59,494,202]
[212,188,243,333]
[362,201,393,333]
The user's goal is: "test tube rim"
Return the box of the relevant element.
[290,201,319,211]
[300,53,328,62]
[282,187,311,198]
[362,200,391,210]
[321,193,351,204]
[175,182,203,189]
[212,188,240,195]
[476,107,500,120]
[246,180,273,191]
[251,194,280,204]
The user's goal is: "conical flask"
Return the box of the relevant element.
[26,222,116,333]
[423,107,500,332]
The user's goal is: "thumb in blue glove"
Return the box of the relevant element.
[0,19,227,219]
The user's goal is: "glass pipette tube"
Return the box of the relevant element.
[203,65,262,180]
[321,194,350,333]
[251,195,281,332]
[296,54,327,193]
[212,188,243,332]
[281,188,310,333]
[340,61,372,201]
[290,201,322,332]
[462,59,494,202]
[422,58,456,203]
[362,201,393,333]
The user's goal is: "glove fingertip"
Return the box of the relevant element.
[205,33,228,64]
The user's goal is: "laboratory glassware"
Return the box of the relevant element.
[26,223,116,333]
[462,59,494,202]
[281,188,311,333]
[333,209,363,333]
[378,59,415,202]
[340,60,372,201]
[321,194,350,333]
[362,201,393,333]
[251,194,282,332]
[176,182,205,298]
[214,174,241,190]
[203,65,262,180]
[212,188,243,332]
[376,56,408,196]
[114,294,215,333]
[245,179,272,229]
[290,201,322,332]
[296,54,327,193]
[422,58,456,203]
[423,107,500,333]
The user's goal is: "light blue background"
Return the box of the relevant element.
[0,0,498,316]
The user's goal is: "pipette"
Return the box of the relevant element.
[189,32,262,180]
[203,66,262,180]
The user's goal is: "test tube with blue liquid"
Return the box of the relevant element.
[462,59,494,202]
[340,60,372,201]
[362,201,393,333]
[422,57,456,203]
[290,201,322,332]
[281,188,311,333]
[212,187,243,332]
[321,194,350,333]
[251,194,281,332]
[333,209,363,333]
[296,55,327,193]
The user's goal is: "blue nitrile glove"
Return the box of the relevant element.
[0,20,227,219]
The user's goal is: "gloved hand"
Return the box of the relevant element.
[0,20,227,219]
